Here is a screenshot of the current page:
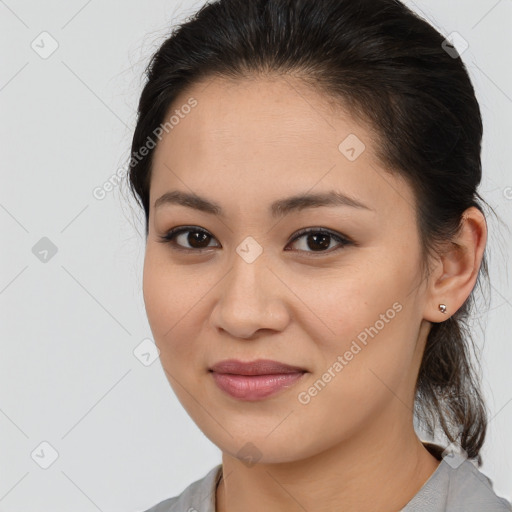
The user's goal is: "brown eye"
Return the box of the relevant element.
[158,227,220,251]
[286,228,352,254]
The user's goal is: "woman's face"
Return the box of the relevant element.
[143,76,433,463]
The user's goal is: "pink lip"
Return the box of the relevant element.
[209,359,307,401]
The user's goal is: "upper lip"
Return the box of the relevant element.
[209,359,307,375]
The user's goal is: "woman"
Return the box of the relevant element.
[128,0,511,510]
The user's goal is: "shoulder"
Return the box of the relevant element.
[445,459,511,511]
[402,453,511,512]
[140,464,222,512]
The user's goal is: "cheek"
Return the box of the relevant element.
[142,247,199,354]
[294,265,402,344]
[296,258,418,381]
[293,274,416,439]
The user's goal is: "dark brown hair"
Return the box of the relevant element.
[128,0,496,464]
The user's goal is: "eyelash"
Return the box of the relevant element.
[157,226,354,256]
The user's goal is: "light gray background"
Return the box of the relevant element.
[0,1,511,510]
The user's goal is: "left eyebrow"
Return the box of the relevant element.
[270,190,374,217]
[154,189,374,219]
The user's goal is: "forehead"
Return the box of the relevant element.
[153,75,373,163]
[150,76,415,218]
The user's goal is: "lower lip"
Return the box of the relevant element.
[211,371,306,401]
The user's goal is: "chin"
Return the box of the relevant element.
[202,426,325,466]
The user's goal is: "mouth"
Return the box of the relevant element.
[209,359,308,401]
[209,358,307,375]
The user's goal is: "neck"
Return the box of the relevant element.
[216,410,440,512]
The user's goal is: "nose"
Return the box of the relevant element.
[210,251,290,340]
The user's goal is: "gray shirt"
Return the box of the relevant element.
[142,444,511,511]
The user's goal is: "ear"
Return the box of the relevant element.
[423,206,487,323]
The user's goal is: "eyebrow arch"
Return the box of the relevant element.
[154,189,374,218]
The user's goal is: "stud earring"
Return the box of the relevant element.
[438,304,447,314]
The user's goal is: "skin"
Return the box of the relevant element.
[142,75,487,512]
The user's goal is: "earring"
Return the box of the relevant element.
[438,304,447,314]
